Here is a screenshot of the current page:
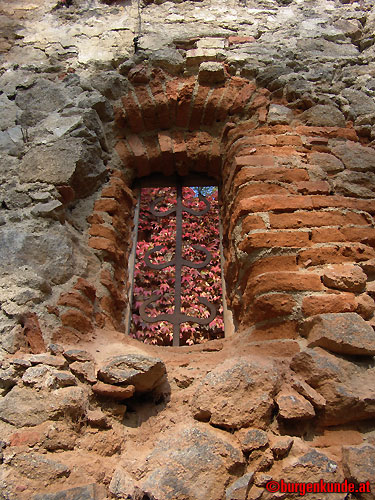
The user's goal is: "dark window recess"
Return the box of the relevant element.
[128,175,224,347]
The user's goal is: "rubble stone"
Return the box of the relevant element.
[98,354,166,392]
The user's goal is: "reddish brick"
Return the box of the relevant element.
[61,309,93,333]
[143,135,162,173]
[309,195,375,214]
[9,428,45,447]
[312,227,375,244]
[127,134,146,157]
[232,136,277,150]
[275,135,303,146]
[239,230,311,253]
[250,94,269,110]
[149,79,171,129]
[94,198,120,214]
[241,215,267,235]
[251,293,297,321]
[230,83,256,115]
[270,210,369,230]
[257,106,268,124]
[234,167,309,190]
[57,185,75,204]
[172,130,188,175]
[246,271,323,298]
[216,79,247,122]
[88,237,122,259]
[23,313,46,354]
[296,181,330,195]
[112,214,132,239]
[57,291,94,316]
[89,224,117,242]
[233,196,314,222]
[236,183,291,204]
[298,244,375,267]
[121,92,144,133]
[115,141,132,166]
[176,80,195,128]
[245,321,299,340]
[302,293,357,317]
[74,278,96,302]
[87,213,104,225]
[202,87,226,126]
[165,78,180,124]
[126,134,150,176]
[235,155,275,167]
[245,255,299,283]
[113,106,126,130]
[295,125,358,141]
[158,131,174,175]
[134,87,158,131]
[228,35,256,45]
[342,227,375,246]
[189,84,210,131]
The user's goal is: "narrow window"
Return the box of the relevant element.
[127,174,225,347]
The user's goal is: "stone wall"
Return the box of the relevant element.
[0,0,375,499]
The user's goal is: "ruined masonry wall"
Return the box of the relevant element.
[0,0,375,499]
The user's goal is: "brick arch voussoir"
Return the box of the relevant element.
[115,68,264,180]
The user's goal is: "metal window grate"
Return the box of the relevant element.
[128,175,224,347]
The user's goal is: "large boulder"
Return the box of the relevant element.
[291,348,375,425]
[98,354,166,392]
[342,445,375,500]
[18,137,106,198]
[33,484,107,500]
[0,386,89,427]
[0,227,87,285]
[304,313,375,356]
[268,449,345,500]
[191,356,281,429]
[299,105,346,127]
[331,141,375,173]
[119,424,245,500]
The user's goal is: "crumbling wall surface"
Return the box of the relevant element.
[0,0,375,499]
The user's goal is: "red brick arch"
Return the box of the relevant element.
[52,67,375,345]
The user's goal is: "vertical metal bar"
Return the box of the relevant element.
[126,188,141,336]
[173,182,183,346]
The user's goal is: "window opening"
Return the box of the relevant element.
[128,175,224,347]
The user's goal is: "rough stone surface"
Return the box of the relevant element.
[226,472,254,500]
[198,62,226,84]
[237,428,268,453]
[356,293,375,320]
[98,354,166,392]
[18,138,106,198]
[10,453,70,480]
[275,450,345,500]
[269,436,294,460]
[138,424,245,500]
[0,386,89,427]
[299,105,346,127]
[322,265,368,292]
[267,104,293,125]
[192,356,280,429]
[33,484,107,500]
[69,361,96,384]
[276,389,315,421]
[305,313,375,356]
[342,445,375,498]
[291,347,375,425]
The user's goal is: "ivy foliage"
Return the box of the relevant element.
[131,186,224,346]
